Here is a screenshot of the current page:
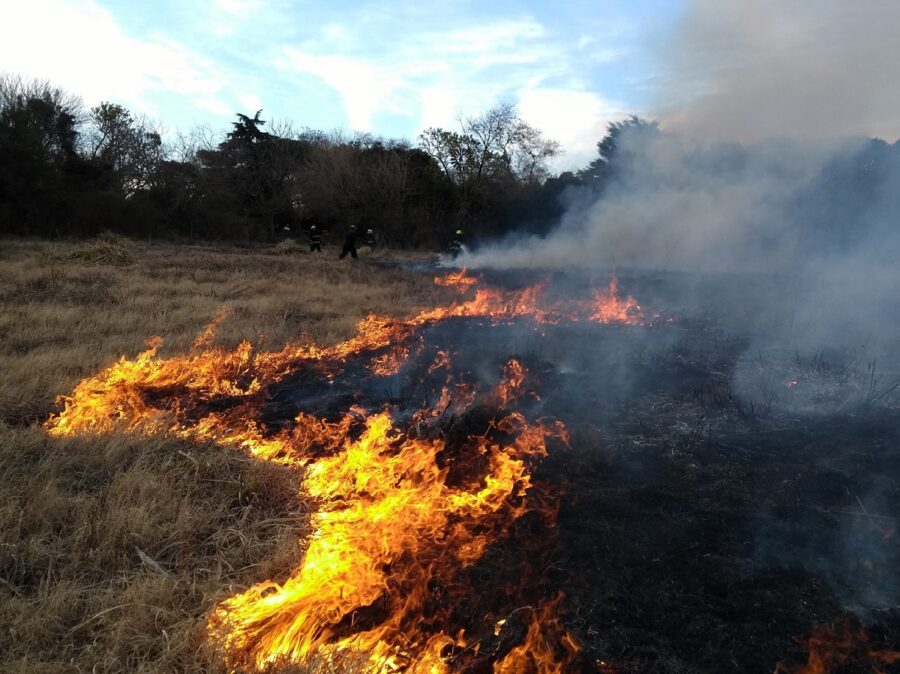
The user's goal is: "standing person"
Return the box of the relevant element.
[308,225,322,252]
[448,229,464,257]
[365,228,377,249]
[339,225,358,260]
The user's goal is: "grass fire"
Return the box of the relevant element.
[2,237,894,673]
[2,3,900,673]
[43,267,640,671]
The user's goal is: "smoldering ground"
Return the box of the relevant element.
[458,0,900,378]
[451,0,900,637]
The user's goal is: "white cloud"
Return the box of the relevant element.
[278,17,564,134]
[195,97,233,117]
[418,87,460,131]
[516,87,626,170]
[212,0,262,15]
[279,50,406,130]
[208,0,264,35]
[0,0,641,161]
[239,93,264,114]
[437,19,545,56]
[0,0,230,118]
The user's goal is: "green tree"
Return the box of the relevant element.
[578,116,659,186]
[0,75,88,234]
[418,103,560,230]
[197,112,312,239]
[87,102,163,196]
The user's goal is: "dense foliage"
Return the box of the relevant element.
[0,76,566,247]
[1,74,898,249]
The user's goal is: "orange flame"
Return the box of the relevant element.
[776,622,900,674]
[44,270,642,671]
[589,275,642,324]
[208,405,565,671]
[493,595,581,674]
[434,268,480,292]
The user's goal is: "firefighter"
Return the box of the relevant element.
[366,228,377,249]
[448,229,464,257]
[339,225,358,260]
[308,225,322,252]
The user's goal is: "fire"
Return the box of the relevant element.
[776,622,900,674]
[208,405,565,671]
[490,358,537,408]
[433,268,479,292]
[414,274,643,327]
[493,596,581,674]
[588,275,642,324]
[369,343,414,376]
[44,270,644,671]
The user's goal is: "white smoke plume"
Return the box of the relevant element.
[460,1,900,356]
[660,0,900,143]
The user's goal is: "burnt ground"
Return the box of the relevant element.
[546,373,900,673]
[259,269,900,673]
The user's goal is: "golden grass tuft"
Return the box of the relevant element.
[64,231,137,266]
[0,238,447,672]
[0,428,305,673]
[273,238,304,255]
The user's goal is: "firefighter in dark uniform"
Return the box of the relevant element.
[448,229,464,257]
[308,225,322,252]
[366,228,377,249]
[339,225,358,259]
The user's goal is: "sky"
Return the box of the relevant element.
[0,0,682,170]
[4,1,897,170]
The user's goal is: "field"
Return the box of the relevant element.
[0,237,450,673]
[2,237,899,674]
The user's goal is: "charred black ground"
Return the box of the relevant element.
[227,269,899,672]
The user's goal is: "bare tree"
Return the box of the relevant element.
[419,103,560,186]
[85,102,165,195]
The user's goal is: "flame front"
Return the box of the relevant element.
[776,622,900,674]
[209,408,564,671]
[493,596,581,674]
[44,272,642,671]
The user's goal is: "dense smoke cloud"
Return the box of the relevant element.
[460,1,900,356]
[660,0,900,143]
[452,0,900,621]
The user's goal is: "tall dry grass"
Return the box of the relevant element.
[0,237,449,672]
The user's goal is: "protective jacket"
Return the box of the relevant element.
[309,227,322,252]
[339,229,358,259]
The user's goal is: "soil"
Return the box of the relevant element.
[254,271,900,672]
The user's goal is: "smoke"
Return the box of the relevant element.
[460,132,841,273]
[460,0,900,358]
[659,0,900,143]
[453,3,900,613]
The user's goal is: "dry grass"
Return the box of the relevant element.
[0,238,450,672]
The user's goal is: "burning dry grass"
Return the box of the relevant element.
[0,239,448,427]
[0,238,448,673]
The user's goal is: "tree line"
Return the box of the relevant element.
[0,74,578,247]
[2,74,897,249]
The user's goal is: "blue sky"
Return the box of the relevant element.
[0,0,684,168]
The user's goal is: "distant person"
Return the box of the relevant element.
[366,228,377,249]
[448,229,464,257]
[308,225,322,252]
[339,225,358,260]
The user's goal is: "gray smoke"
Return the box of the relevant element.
[659,0,900,143]
[457,3,900,610]
[460,0,900,358]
